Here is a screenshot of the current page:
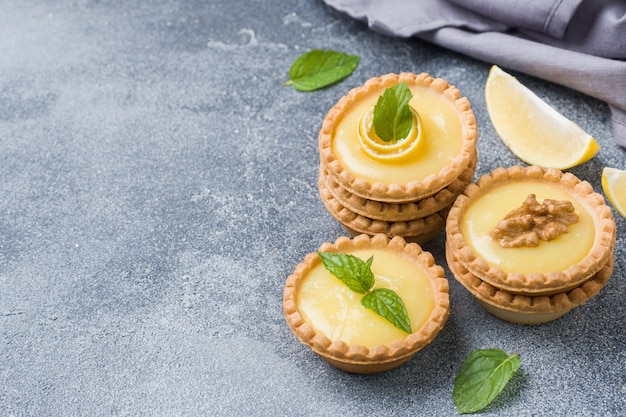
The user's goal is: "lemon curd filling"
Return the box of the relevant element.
[297,249,435,347]
[461,181,596,274]
[332,85,464,185]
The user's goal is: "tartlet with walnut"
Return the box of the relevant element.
[445,165,615,324]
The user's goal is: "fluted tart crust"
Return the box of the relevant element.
[321,157,475,222]
[446,244,613,325]
[318,171,450,240]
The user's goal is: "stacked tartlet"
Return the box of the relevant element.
[446,165,616,324]
[283,234,450,374]
[318,72,478,244]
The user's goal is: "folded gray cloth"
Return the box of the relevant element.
[322,0,626,147]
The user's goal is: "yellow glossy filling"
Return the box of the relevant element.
[297,249,435,347]
[461,181,595,274]
[332,85,464,184]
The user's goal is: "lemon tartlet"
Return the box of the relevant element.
[283,234,450,373]
[446,165,616,324]
[317,72,477,244]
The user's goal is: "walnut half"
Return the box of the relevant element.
[490,194,579,248]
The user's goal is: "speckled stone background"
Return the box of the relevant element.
[0,1,624,416]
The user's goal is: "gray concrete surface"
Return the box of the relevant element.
[0,1,624,416]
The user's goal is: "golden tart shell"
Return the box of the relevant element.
[321,156,475,222]
[283,234,450,374]
[318,173,450,244]
[446,165,616,296]
[318,72,478,203]
[447,243,613,325]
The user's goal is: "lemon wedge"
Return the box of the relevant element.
[485,65,599,169]
[602,167,626,218]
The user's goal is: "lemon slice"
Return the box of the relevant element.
[357,105,423,162]
[602,167,626,218]
[485,65,599,169]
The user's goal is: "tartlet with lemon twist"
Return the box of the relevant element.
[317,72,477,243]
[319,72,477,203]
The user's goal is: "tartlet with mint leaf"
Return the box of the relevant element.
[317,72,477,244]
[283,233,450,374]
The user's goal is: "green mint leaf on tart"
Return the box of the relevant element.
[361,288,411,334]
[453,348,521,414]
[317,252,411,333]
[284,49,360,92]
[317,252,374,294]
[372,82,414,142]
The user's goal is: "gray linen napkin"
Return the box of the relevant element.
[322,0,626,147]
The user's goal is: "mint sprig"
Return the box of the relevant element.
[453,348,521,414]
[317,251,411,333]
[372,82,414,142]
[284,49,360,92]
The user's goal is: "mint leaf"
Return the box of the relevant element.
[317,252,412,334]
[372,82,414,142]
[284,49,360,92]
[317,252,374,294]
[361,288,412,333]
[453,348,521,414]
